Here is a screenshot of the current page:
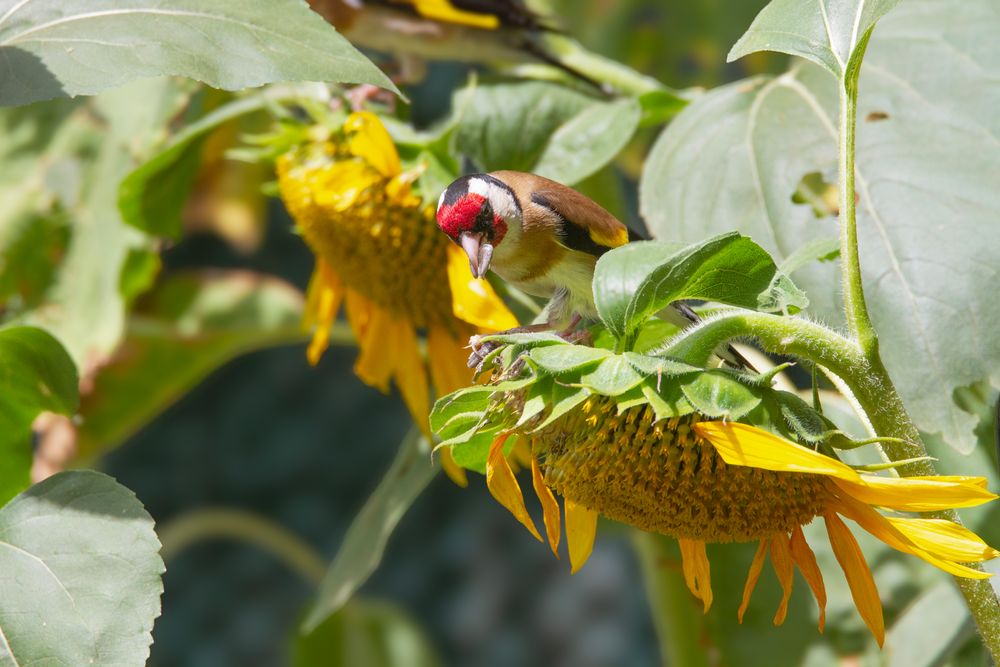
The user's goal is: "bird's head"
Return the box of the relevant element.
[436,174,518,279]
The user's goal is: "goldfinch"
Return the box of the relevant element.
[307,0,604,89]
[435,171,753,367]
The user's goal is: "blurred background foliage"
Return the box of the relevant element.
[4,0,999,665]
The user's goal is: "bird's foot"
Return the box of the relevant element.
[467,323,551,370]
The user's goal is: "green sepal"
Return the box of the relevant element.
[516,378,554,427]
[680,369,762,419]
[532,385,591,432]
[641,381,696,422]
[577,355,648,396]
[529,344,612,374]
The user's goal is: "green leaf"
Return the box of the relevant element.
[453,81,596,175]
[779,237,840,275]
[303,432,437,633]
[0,0,396,107]
[680,370,762,419]
[516,378,553,427]
[0,326,78,505]
[578,355,647,396]
[77,270,306,458]
[591,240,685,337]
[642,0,1000,453]
[595,234,803,340]
[728,0,903,78]
[533,97,642,185]
[294,599,441,667]
[449,427,503,473]
[528,344,612,374]
[0,470,163,665]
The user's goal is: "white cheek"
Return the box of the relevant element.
[437,189,446,212]
[467,178,490,197]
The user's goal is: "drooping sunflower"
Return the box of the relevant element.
[431,337,999,644]
[277,111,518,482]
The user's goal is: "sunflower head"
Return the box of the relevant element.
[430,332,999,644]
[274,109,517,484]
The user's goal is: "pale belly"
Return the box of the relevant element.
[493,252,598,328]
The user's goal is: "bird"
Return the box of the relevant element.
[434,171,749,368]
[307,0,607,91]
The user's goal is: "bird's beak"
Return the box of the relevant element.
[460,231,494,279]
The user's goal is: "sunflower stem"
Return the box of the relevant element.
[632,532,710,667]
[664,310,1000,658]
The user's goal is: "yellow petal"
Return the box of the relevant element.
[307,160,381,212]
[427,326,473,395]
[391,320,430,433]
[888,518,1000,563]
[352,303,398,393]
[532,457,561,558]
[770,534,794,626]
[439,446,468,488]
[696,422,998,513]
[832,474,997,512]
[679,538,713,613]
[828,492,992,580]
[445,244,519,331]
[303,260,344,366]
[738,539,769,623]
[344,290,372,343]
[824,511,885,647]
[344,111,401,178]
[486,433,542,543]
[695,422,858,478]
[410,0,501,29]
[789,526,827,632]
[565,498,598,574]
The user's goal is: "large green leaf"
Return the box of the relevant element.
[294,599,441,667]
[532,97,642,185]
[641,0,1000,453]
[303,431,437,632]
[0,326,78,504]
[594,234,803,341]
[77,270,308,459]
[454,81,635,183]
[0,0,395,107]
[729,0,903,77]
[0,470,163,665]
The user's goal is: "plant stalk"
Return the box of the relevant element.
[838,40,879,359]
[632,532,710,667]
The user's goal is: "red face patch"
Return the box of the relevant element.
[436,194,486,239]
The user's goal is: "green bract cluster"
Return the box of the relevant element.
[431,232,868,473]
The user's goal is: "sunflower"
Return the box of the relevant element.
[431,339,999,645]
[277,111,518,483]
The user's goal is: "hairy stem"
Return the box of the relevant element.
[839,36,879,358]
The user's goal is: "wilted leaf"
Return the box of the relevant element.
[0,326,78,504]
[0,470,163,666]
[641,0,1000,453]
[0,0,395,107]
[303,432,437,632]
[78,270,307,458]
[294,599,441,667]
